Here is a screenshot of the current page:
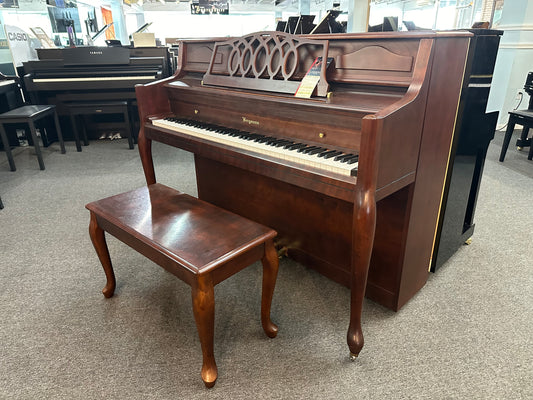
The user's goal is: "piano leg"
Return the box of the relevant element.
[70,115,83,152]
[347,189,376,359]
[138,126,156,185]
[191,274,218,388]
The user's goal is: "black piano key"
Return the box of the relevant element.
[336,153,358,162]
[286,143,306,150]
[307,147,326,155]
[317,150,336,158]
[339,156,356,164]
[334,153,351,161]
[323,151,343,159]
[265,138,280,145]
[298,146,319,153]
[273,139,292,147]
[344,156,359,164]
[249,134,266,141]
[280,141,296,148]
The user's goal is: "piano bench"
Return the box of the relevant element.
[0,104,65,171]
[65,101,134,152]
[500,110,533,161]
[85,183,279,388]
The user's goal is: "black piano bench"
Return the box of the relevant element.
[0,104,65,171]
[86,183,279,388]
[499,110,533,162]
[65,101,134,151]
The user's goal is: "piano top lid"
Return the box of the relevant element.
[302,30,474,40]
[36,47,131,66]
[63,47,131,66]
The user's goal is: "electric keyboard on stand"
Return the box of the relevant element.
[134,31,472,358]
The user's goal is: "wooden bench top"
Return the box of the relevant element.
[86,183,276,275]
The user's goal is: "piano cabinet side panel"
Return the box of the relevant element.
[135,77,175,121]
[194,155,412,311]
[367,184,414,310]
[374,38,434,192]
[395,36,471,309]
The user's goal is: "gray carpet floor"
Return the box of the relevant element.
[0,130,531,399]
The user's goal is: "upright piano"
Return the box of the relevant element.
[21,46,171,139]
[134,31,472,357]
[431,29,502,272]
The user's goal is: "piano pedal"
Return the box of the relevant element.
[276,246,289,259]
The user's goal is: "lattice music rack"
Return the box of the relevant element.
[202,31,330,97]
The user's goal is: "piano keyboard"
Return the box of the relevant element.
[151,118,359,177]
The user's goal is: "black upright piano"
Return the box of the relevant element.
[21,46,172,140]
[431,29,503,271]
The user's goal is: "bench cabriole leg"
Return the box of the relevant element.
[191,274,217,388]
[89,212,116,298]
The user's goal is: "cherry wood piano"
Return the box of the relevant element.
[134,31,472,358]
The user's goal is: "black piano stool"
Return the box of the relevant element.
[65,101,134,151]
[0,104,65,171]
[500,110,533,162]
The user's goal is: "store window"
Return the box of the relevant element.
[369,0,496,32]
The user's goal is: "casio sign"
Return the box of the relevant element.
[90,51,103,55]
[8,32,28,41]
